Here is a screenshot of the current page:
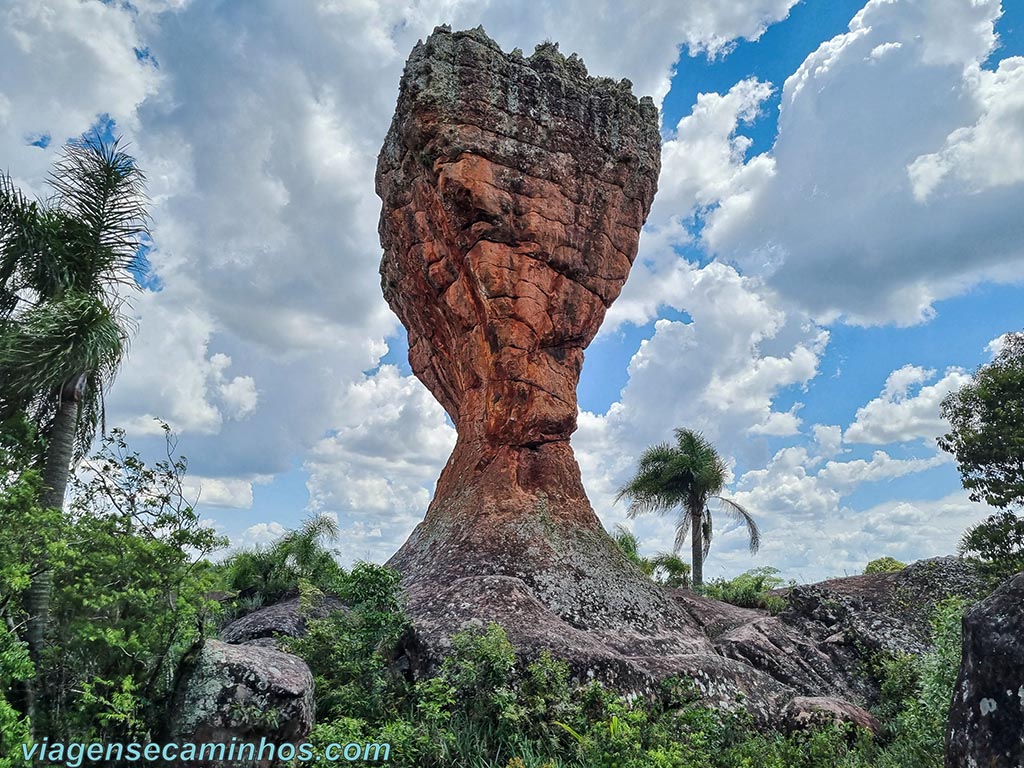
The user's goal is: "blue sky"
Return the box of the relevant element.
[3,0,1022,582]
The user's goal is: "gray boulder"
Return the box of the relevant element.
[220,595,346,645]
[782,696,882,737]
[167,639,314,766]
[946,572,1024,768]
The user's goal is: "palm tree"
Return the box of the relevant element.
[616,428,760,589]
[611,524,654,576]
[0,135,148,729]
[226,514,344,606]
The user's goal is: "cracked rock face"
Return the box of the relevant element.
[946,572,1024,768]
[376,25,671,640]
[377,26,659,453]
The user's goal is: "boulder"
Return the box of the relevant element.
[783,696,882,737]
[779,556,987,656]
[946,572,1024,768]
[167,640,314,766]
[220,595,346,645]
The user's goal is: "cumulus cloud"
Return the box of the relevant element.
[5,0,1015,582]
[909,58,1024,199]
[303,365,455,565]
[844,365,972,445]
[701,0,1024,325]
[0,0,160,185]
[238,521,287,549]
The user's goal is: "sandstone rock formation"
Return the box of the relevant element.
[377,20,673,647]
[946,572,1024,768]
[375,25,983,726]
[167,640,314,767]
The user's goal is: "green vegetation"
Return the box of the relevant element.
[0,419,224,748]
[0,135,149,731]
[0,412,980,766]
[222,513,345,610]
[280,571,967,768]
[702,567,788,613]
[958,510,1024,583]
[864,557,907,574]
[938,331,1024,510]
[616,428,759,588]
[611,525,691,588]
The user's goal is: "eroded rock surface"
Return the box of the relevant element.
[377,22,689,665]
[946,572,1024,768]
[783,696,882,737]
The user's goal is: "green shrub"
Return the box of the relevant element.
[864,557,907,574]
[702,567,788,612]
[285,563,410,725]
[220,513,345,610]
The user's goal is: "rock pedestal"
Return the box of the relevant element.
[376,26,684,648]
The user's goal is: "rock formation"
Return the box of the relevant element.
[375,25,984,725]
[376,21,675,648]
[946,572,1024,768]
[220,595,347,646]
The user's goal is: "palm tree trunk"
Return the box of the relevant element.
[691,510,704,589]
[25,381,81,738]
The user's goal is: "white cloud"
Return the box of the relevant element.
[0,0,160,184]
[238,521,287,549]
[817,450,950,490]
[652,78,775,222]
[701,0,1024,326]
[844,365,972,445]
[182,474,267,509]
[303,365,456,565]
[909,58,1024,199]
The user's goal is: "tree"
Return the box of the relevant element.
[610,525,691,589]
[865,556,907,574]
[958,510,1024,582]
[616,428,759,589]
[938,332,1024,510]
[610,524,654,576]
[0,135,148,729]
[224,514,344,607]
[649,552,691,589]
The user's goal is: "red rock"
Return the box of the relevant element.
[376,27,663,622]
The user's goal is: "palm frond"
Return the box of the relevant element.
[673,508,694,554]
[611,524,641,558]
[702,510,713,560]
[714,495,761,553]
[49,134,150,293]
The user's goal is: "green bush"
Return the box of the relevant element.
[864,557,906,574]
[702,567,788,613]
[220,513,346,610]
